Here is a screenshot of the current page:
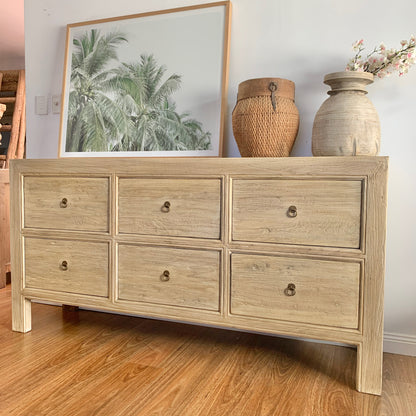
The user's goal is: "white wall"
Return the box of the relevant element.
[24,0,416,354]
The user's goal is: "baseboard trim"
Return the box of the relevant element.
[384,332,416,356]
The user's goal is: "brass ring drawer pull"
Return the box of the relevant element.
[60,260,69,271]
[60,198,68,208]
[284,283,296,296]
[161,201,171,212]
[160,270,170,282]
[287,205,297,218]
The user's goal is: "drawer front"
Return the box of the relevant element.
[24,238,109,297]
[118,178,221,239]
[231,253,360,329]
[232,179,362,248]
[118,244,220,311]
[24,176,109,232]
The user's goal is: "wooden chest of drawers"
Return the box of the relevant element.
[10,157,388,395]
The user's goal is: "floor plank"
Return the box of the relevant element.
[0,284,415,416]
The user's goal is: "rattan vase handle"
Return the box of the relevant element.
[269,82,278,111]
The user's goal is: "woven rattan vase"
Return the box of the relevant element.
[232,78,299,157]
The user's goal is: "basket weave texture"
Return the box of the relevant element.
[232,78,299,157]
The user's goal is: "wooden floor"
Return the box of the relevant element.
[1,285,415,416]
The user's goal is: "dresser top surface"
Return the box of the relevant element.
[10,156,388,177]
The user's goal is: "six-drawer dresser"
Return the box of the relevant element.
[10,157,388,395]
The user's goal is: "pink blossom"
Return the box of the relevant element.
[346,35,415,79]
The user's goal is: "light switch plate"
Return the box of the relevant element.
[52,95,61,114]
[35,96,48,115]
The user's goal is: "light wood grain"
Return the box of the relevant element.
[0,101,5,148]
[356,158,388,394]
[118,244,220,311]
[10,165,31,332]
[118,178,221,239]
[0,70,26,168]
[0,96,16,104]
[24,237,109,297]
[6,69,25,167]
[9,155,386,177]
[0,289,415,416]
[9,156,388,395]
[24,176,110,232]
[0,169,10,288]
[16,101,26,159]
[232,178,362,248]
[231,252,361,328]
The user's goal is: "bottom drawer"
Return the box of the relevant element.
[231,253,360,329]
[24,237,109,297]
[118,244,220,311]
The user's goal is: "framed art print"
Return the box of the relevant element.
[58,1,231,157]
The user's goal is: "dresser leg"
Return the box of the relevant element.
[356,341,383,395]
[62,304,79,312]
[62,305,80,322]
[12,295,32,333]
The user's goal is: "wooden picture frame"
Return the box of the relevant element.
[58,1,231,158]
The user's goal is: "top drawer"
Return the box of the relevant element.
[24,176,109,232]
[232,179,362,249]
[118,178,221,239]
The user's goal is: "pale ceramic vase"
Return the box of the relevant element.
[312,71,380,156]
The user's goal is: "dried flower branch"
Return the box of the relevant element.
[346,35,416,78]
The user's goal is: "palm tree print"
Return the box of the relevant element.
[111,55,211,151]
[66,29,129,152]
[66,29,212,152]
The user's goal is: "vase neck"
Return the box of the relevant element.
[324,71,373,95]
[327,88,368,95]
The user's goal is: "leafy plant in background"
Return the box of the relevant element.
[66,29,129,152]
[66,29,211,152]
[345,35,416,78]
[110,55,211,152]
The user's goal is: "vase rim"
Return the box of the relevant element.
[324,71,374,82]
[237,77,295,101]
[239,77,295,84]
